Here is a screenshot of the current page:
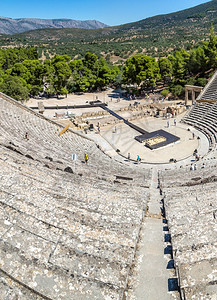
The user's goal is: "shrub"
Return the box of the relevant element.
[161,89,169,97]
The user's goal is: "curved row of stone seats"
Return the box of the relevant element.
[184,102,214,117]
[184,120,216,151]
[161,171,217,299]
[182,102,217,151]
[0,98,96,162]
[200,72,217,101]
[0,95,151,299]
[160,160,217,187]
[0,143,149,299]
[0,96,150,185]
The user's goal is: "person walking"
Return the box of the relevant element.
[85,153,89,164]
[137,155,141,163]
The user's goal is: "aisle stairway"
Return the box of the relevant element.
[126,169,179,300]
[2,92,215,299]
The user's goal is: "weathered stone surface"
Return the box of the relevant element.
[0,97,150,299]
[2,94,216,299]
[161,169,217,300]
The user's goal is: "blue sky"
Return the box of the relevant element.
[1,0,209,26]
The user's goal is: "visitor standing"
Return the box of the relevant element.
[190,164,194,171]
[25,132,29,140]
[85,153,89,164]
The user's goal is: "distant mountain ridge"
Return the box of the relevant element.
[1,0,217,60]
[0,17,108,34]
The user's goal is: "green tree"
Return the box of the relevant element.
[83,52,98,71]
[43,60,55,96]
[111,65,123,86]
[0,75,29,101]
[203,24,217,69]
[53,60,72,97]
[95,58,113,89]
[123,54,160,90]
[52,55,71,63]
[22,60,44,96]
[69,59,94,92]
[6,63,30,82]
[161,89,169,97]
[172,49,190,80]
[60,87,69,97]
[158,58,172,83]
[170,84,184,98]
[196,77,208,87]
[68,54,115,92]
[188,47,207,74]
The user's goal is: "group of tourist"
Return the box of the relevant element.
[167,118,177,128]
[190,162,205,171]
[190,163,197,171]
[189,148,205,170]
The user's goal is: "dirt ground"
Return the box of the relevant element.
[24,90,202,164]
[26,89,183,118]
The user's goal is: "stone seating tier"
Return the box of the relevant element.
[0,96,151,299]
[1,94,217,299]
[182,102,217,151]
[0,144,149,299]
[0,97,150,185]
[160,168,217,300]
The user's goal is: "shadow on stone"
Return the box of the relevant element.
[26,154,34,160]
[164,245,173,256]
[45,156,53,161]
[64,166,73,173]
[163,226,169,231]
[164,233,171,243]
[168,278,179,292]
[161,207,165,217]
[167,259,175,269]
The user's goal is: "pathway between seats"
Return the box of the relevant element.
[126,168,179,300]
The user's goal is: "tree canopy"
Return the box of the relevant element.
[1,26,217,101]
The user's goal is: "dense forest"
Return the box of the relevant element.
[1,25,217,101]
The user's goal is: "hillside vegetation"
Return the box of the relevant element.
[1,0,217,59]
[1,24,217,101]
